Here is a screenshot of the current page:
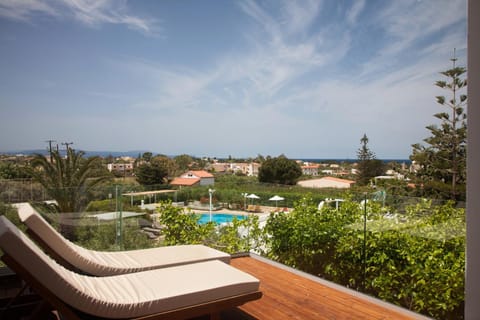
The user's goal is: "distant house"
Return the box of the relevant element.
[301,164,320,176]
[107,162,134,176]
[297,176,355,189]
[234,162,260,176]
[170,170,214,187]
[210,163,229,173]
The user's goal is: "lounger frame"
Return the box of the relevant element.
[2,253,262,320]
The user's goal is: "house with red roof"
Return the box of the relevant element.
[170,170,214,187]
[301,164,320,176]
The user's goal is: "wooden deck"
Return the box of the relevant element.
[0,255,429,320]
[229,255,429,320]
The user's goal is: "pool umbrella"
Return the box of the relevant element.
[246,193,260,204]
[269,195,284,207]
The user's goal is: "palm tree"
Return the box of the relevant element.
[27,148,112,212]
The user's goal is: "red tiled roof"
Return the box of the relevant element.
[170,177,200,186]
[187,170,214,178]
[301,165,320,169]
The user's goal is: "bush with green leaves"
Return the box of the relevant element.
[263,197,465,319]
[157,202,215,245]
[258,155,302,185]
[264,195,363,276]
[209,214,263,254]
[156,201,262,254]
[75,219,154,251]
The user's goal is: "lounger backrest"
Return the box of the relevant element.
[17,204,232,276]
[0,216,262,319]
[0,216,98,313]
[17,203,104,274]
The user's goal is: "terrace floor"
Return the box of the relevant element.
[0,254,430,320]
[225,254,429,320]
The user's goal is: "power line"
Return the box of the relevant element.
[61,142,74,152]
[45,139,56,161]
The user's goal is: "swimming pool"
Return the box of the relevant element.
[198,213,246,224]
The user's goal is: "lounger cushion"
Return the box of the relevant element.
[16,203,230,275]
[0,216,260,319]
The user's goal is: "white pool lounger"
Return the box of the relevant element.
[0,216,262,319]
[16,203,230,276]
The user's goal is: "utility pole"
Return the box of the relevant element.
[61,142,74,159]
[61,142,74,152]
[45,139,56,161]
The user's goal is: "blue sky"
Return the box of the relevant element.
[0,0,467,159]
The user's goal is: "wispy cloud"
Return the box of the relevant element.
[281,0,322,35]
[2,0,464,157]
[0,0,59,22]
[367,0,465,67]
[0,0,159,35]
[232,0,337,97]
[345,0,365,26]
[117,0,334,111]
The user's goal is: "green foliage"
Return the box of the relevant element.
[263,196,465,319]
[134,163,167,186]
[264,195,362,275]
[0,162,31,179]
[0,201,23,229]
[258,155,302,185]
[335,201,465,319]
[157,202,215,245]
[174,154,194,172]
[173,174,347,209]
[155,201,261,254]
[26,149,113,212]
[0,202,24,267]
[356,134,385,185]
[85,198,142,213]
[75,220,154,251]
[210,215,263,254]
[410,57,467,201]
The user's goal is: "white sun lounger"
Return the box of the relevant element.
[0,216,262,319]
[16,203,230,276]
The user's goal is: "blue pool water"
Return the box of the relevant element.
[198,213,246,224]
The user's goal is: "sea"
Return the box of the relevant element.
[299,158,412,165]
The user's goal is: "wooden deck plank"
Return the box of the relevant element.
[231,256,426,320]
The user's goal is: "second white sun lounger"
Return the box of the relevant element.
[16,203,230,276]
[0,216,261,319]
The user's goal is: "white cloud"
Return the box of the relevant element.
[1,0,465,158]
[346,0,365,26]
[0,0,158,35]
[231,0,340,98]
[281,0,322,35]
[374,0,465,58]
[0,0,58,21]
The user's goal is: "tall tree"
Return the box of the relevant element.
[135,156,172,186]
[27,149,112,212]
[174,154,193,172]
[411,52,467,200]
[356,134,384,185]
[258,155,302,185]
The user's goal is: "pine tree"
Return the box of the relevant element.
[411,51,467,200]
[356,134,384,185]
